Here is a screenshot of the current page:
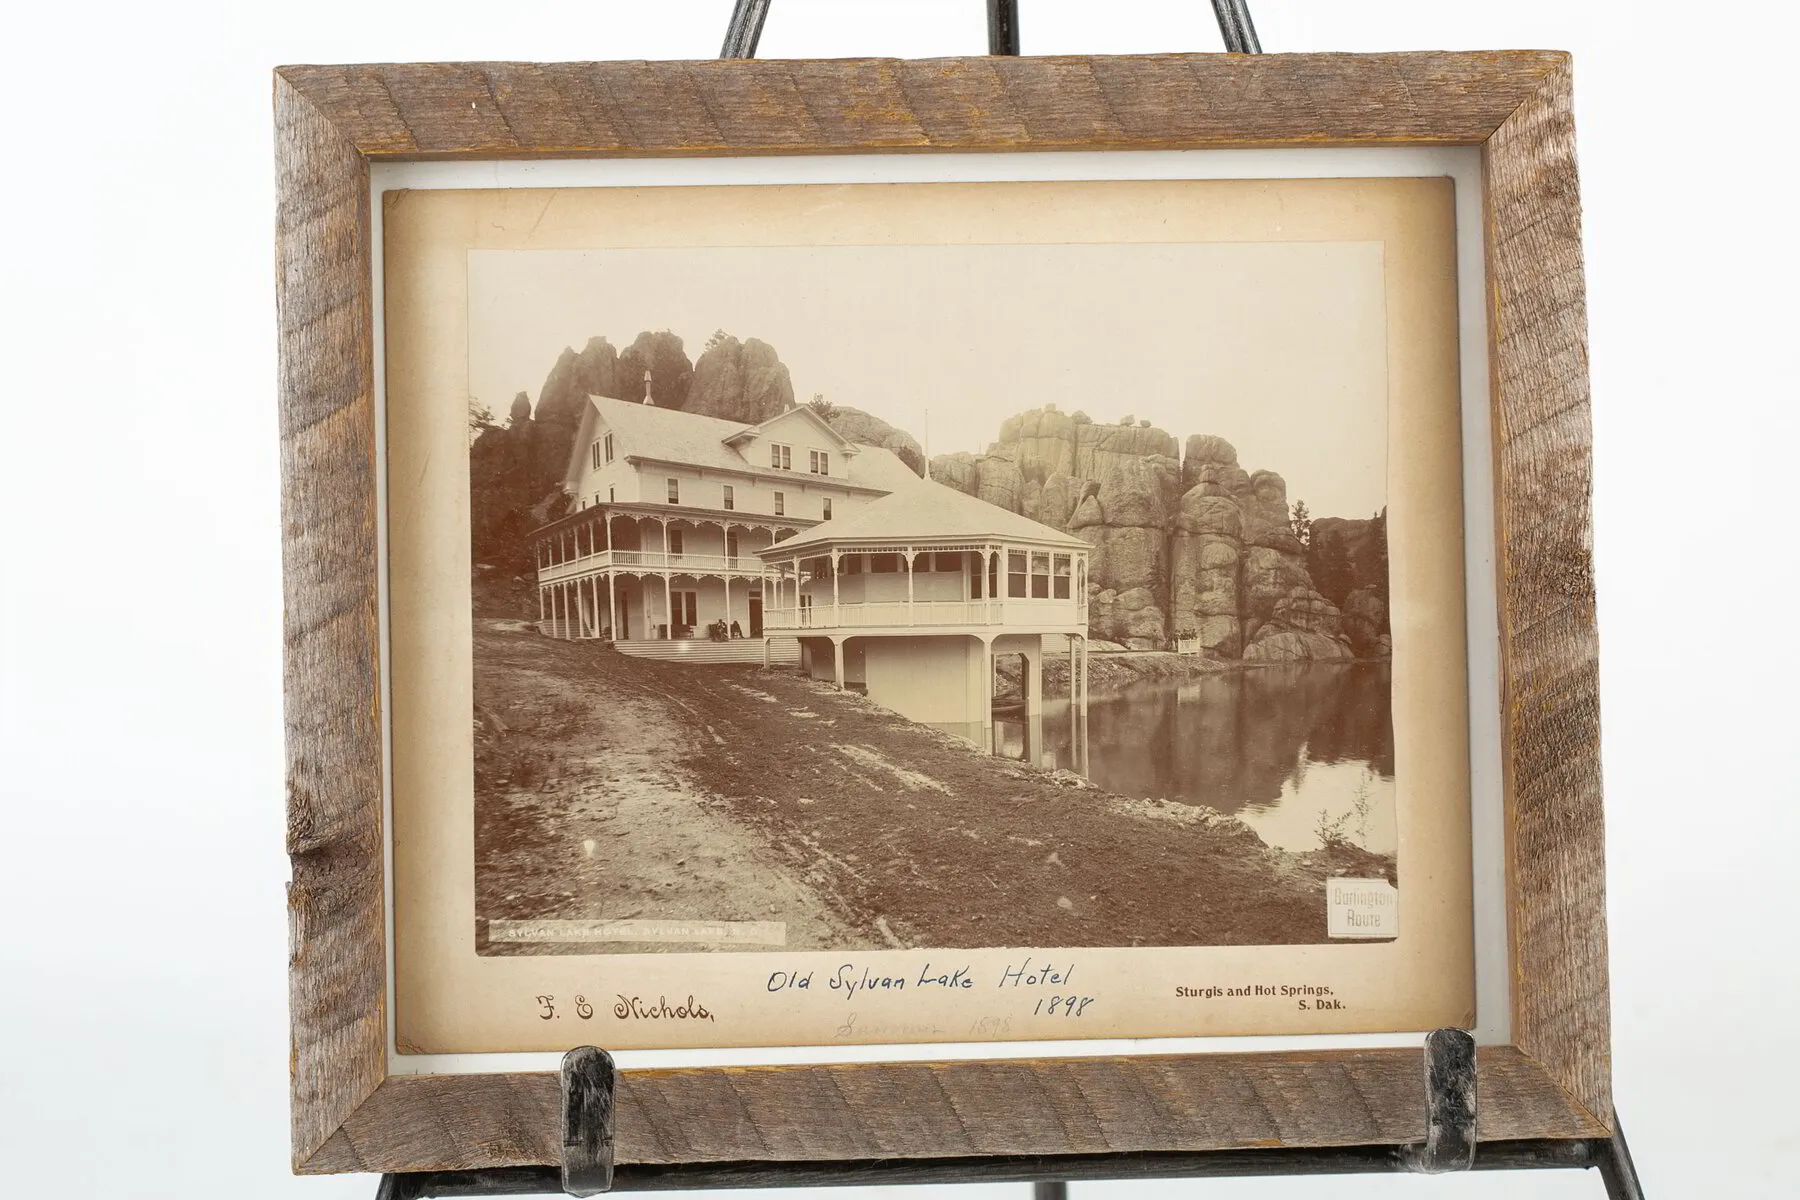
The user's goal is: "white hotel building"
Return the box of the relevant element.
[532,386,1090,729]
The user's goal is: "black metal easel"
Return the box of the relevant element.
[375,4,1644,1196]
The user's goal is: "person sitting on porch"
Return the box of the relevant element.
[730,620,743,639]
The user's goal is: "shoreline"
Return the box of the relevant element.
[999,647,1393,702]
[473,621,1397,955]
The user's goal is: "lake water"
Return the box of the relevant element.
[968,662,1396,855]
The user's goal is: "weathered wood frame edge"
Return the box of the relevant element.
[276,50,1607,1176]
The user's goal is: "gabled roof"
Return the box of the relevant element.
[761,478,1089,556]
[563,396,920,493]
[721,404,856,451]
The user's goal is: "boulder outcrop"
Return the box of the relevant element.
[821,405,926,476]
[933,406,1375,659]
[688,334,791,420]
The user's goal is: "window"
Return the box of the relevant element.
[988,553,1000,598]
[773,491,785,516]
[726,532,739,564]
[666,477,680,504]
[590,441,603,470]
[770,442,793,471]
[722,484,735,511]
[604,433,614,463]
[822,498,832,521]
[871,554,900,573]
[843,555,862,575]
[1031,552,1051,598]
[810,449,830,475]
[935,552,961,573]
[970,552,983,599]
[594,494,602,508]
[1053,554,1072,599]
[668,529,684,557]
[1008,551,1028,598]
[608,485,615,502]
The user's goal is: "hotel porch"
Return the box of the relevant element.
[533,502,804,649]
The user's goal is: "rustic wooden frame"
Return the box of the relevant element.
[278,51,1605,1176]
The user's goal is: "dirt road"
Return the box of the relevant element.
[473,621,1383,953]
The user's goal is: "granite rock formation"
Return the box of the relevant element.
[1309,514,1391,657]
[688,334,792,420]
[470,331,930,575]
[932,406,1369,660]
[822,405,927,476]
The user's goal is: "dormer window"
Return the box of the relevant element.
[809,449,830,476]
[770,442,793,470]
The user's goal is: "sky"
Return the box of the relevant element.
[468,241,1393,518]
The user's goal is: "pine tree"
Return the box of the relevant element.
[1290,499,1312,547]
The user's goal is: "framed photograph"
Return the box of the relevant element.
[279,51,1607,1176]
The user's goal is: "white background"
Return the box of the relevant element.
[2,2,1795,1197]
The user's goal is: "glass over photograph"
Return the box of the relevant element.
[383,177,1474,1052]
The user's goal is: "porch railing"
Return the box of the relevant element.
[538,549,762,582]
[762,598,1084,631]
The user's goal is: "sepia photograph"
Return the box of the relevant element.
[467,226,1402,958]
[382,177,1476,1051]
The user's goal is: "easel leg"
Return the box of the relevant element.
[1597,1116,1646,1200]
[373,1175,415,1200]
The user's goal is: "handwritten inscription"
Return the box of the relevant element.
[533,993,602,1020]
[613,993,716,1022]
[997,957,1074,988]
[762,956,1095,1020]
[768,961,979,999]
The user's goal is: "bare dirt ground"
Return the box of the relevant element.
[473,620,1390,954]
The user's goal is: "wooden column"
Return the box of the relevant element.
[832,637,845,689]
[906,547,915,611]
[608,572,618,641]
[663,574,673,639]
[980,635,995,754]
[831,552,840,623]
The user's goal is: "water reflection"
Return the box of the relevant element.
[933,663,1396,855]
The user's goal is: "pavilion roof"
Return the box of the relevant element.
[761,479,1089,557]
